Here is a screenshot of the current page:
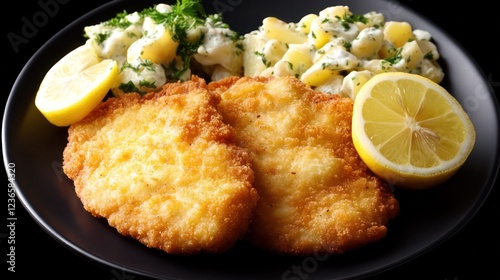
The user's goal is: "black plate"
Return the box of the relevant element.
[3,0,499,279]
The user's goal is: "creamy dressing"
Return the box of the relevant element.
[83,3,444,97]
[243,5,445,98]
[84,3,243,95]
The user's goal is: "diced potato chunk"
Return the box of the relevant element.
[383,21,414,48]
[139,29,179,65]
[262,17,307,44]
[341,70,374,99]
[273,44,314,77]
[297,14,318,34]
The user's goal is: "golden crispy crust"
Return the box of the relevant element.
[209,76,399,255]
[63,76,258,255]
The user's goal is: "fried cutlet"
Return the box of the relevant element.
[62,76,258,255]
[209,76,399,255]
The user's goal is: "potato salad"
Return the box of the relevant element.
[84,1,243,95]
[83,1,444,98]
[243,5,444,99]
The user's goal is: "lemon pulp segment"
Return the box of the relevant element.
[352,72,475,189]
[35,44,118,126]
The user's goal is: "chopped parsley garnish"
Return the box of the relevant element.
[121,60,156,73]
[336,13,368,31]
[207,14,229,29]
[139,0,232,79]
[170,35,205,79]
[384,48,403,65]
[141,0,206,42]
[341,13,368,25]
[139,80,156,89]
[105,10,133,29]
[118,81,140,93]
[424,51,434,60]
[118,79,156,94]
[255,51,271,67]
[96,32,111,45]
[343,41,352,52]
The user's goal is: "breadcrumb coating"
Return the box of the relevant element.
[63,76,258,255]
[209,76,399,255]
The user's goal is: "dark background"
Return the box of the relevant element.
[2,0,499,279]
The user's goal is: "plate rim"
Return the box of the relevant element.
[3,0,500,279]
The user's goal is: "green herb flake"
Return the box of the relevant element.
[424,51,434,60]
[95,32,111,45]
[384,48,403,65]
[119,81,140,93]
[337,13,368,31]
[105,10,133,29]
[139,80,156,89]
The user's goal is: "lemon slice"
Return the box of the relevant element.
[351,72,476,189]
[35,44,118,126]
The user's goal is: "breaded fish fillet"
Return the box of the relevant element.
[209,76,399,255]
[63,76,258,255]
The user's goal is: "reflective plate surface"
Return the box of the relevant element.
[3,0,499,279]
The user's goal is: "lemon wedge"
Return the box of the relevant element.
[35,44,118,126]
[351,72,476,189]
